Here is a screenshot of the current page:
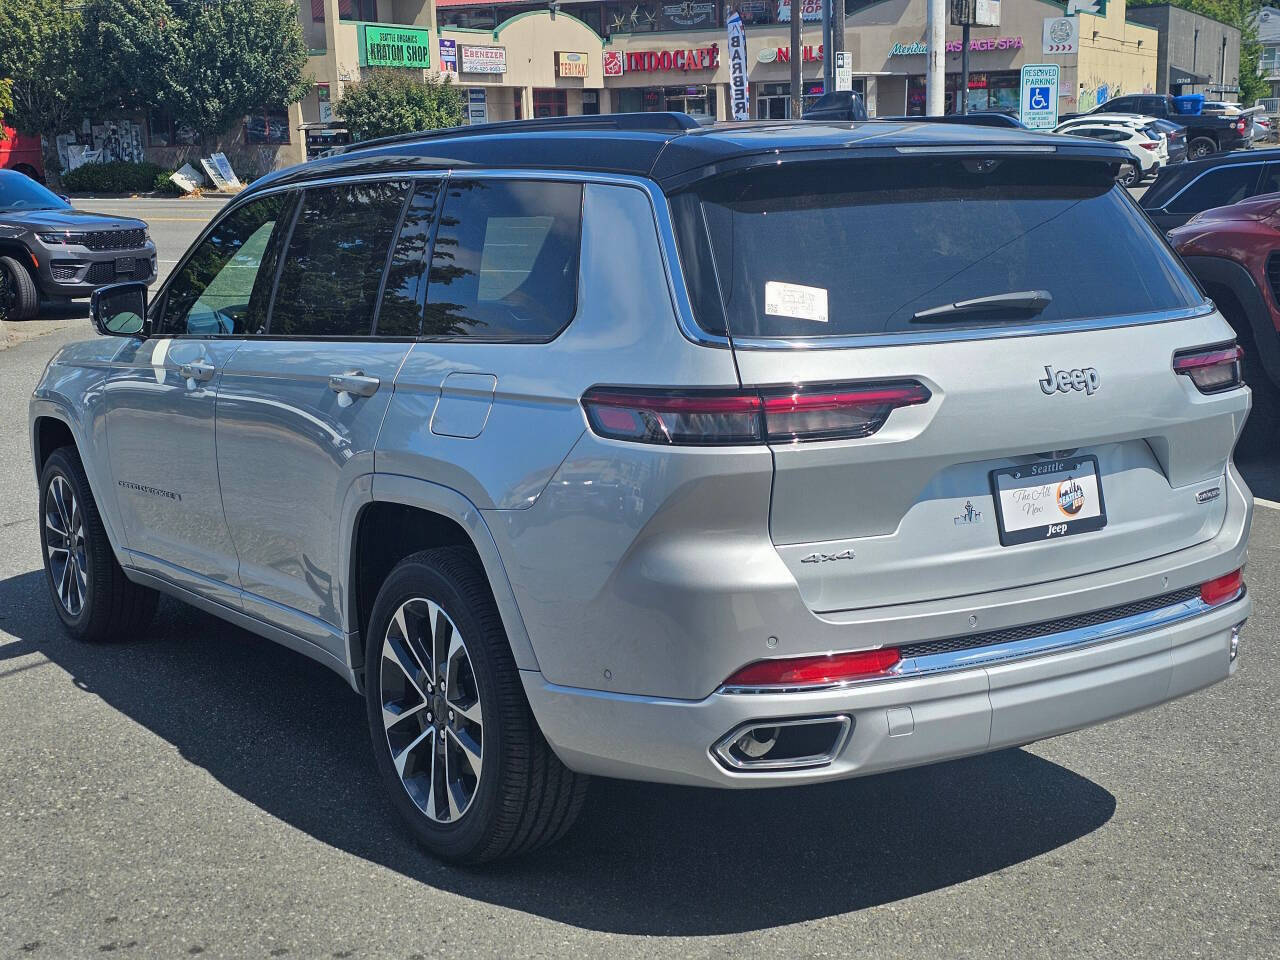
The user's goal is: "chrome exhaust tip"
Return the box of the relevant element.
[712,716,852,772]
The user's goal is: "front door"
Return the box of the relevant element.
[215,179,421,652]
[101,191,292,600]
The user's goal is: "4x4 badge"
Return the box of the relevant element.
[801,550,855,564]
[1039,365,1100,396]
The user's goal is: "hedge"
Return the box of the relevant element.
[62,161,171,194]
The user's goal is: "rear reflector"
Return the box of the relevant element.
[581,381,930,446]
[1173,344,1243,393]
[723,648,902,688]
[1201,569,1242,607]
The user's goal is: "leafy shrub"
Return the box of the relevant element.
[336,70,464,141]
[153,169,187,195]
[61,160,169,194]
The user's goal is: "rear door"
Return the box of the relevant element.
[674,153,1240,613]
[215,179,415,650]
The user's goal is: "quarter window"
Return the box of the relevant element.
[376,182,441,338]
[270,181,410,337]
[423,179,583,340]
[161,192,293,336]
[1165,166,1260,215]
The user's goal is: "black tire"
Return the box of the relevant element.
[0,254,39,321]
[1188,136,1217,161]
[38,446,157,643]
[364,547,588,863]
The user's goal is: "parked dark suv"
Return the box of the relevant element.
[1141,147,1280,230]
[0,170,156,320]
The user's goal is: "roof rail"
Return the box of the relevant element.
[336,112,702,155]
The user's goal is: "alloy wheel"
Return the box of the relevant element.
[379,598,484,823]
[45,475,87,616]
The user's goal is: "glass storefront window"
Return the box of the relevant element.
[908,72,1019,115]
[440,6,497,29]
[533,88,569,117]
[338,0,376,21]
[755,80,824,119]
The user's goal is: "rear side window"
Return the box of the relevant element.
[376,181,441,338]
[423,179,582,340]
[1253,163,1280,197]
[270,180,409,337]
[675,157,1202,339]
[1165,165,1260,215]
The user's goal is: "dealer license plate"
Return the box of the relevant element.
[990,455,1107,546]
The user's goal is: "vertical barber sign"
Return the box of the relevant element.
[727,11,749,120]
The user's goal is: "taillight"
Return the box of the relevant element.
[723,648,902,688]
[1173,343,1243,393]
[581,381,930,445]
[1236,118,1248,134]
[1141,141,1161,150]
[1201,569,1242,606]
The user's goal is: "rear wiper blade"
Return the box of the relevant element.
[911,290,1053,323]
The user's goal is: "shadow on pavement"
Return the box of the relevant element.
[0,569,1117,935]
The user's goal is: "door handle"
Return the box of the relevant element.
[178,361,216,384]
[328,370,381,405]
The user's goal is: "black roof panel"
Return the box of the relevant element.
[247,114,1131,197]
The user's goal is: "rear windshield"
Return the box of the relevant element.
[672,157,1202,339]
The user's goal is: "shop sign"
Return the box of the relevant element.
[360,25,432,69]
[776,0,823,22]
[460,44,506,74]
[950,0,1001,27]
[835,51,853,92]
[1066,0,1106,14]
[1019,62,1059,129]
[557,51,590,78]
[440,38,458,74]
[626,46,719,73]
[317,83,332,123]
[603,50,625,76]
[1042,16,1078,55]
[727,11,749,120]
[757,44,824,64]
[889,36,1022,56]
[467,88,487,125]
[661,0,717,29]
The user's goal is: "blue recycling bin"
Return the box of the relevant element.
[1174,94,1205,115]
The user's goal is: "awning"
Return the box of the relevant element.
[1170,66,1211,86]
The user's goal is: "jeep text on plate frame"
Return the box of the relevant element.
[989,455,1108,546]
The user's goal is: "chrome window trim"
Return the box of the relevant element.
[719,589,1242,694]
[1159,159,1268,214]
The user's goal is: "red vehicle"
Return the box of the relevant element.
[1169,193,1280,436]
[0,125,44,182]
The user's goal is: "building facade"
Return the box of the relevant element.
[1125,3,1241,99]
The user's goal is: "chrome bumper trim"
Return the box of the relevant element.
[721,588,1243,695]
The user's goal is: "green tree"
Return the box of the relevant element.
[79,0,186,118]
[0,0,85,185]
[336,70,465,141]
[0,78,12,141]
[176,0,309,143]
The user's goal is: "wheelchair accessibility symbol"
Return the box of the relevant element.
[1029,86,1050,110]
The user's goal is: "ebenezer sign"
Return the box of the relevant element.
[460,45,507,74]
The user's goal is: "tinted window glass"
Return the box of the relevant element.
[678,157,1201,339]
[1139,97,1166,114]
[270,180,409,337]
[0,171,68,211]
[376,182,440,337]
[1166,165,1259,215]
[423,179,582,340]
[1255,163,1280,197]
[162,193,292,335]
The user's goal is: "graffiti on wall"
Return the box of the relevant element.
[55,118,146,171]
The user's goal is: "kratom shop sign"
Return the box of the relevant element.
[889,36,1023,56]
[360,25,432,68]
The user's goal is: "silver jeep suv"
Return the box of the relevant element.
[29,115,1253,863]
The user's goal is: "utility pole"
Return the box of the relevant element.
[926,0,945,115]
[790,0,803,118]
[822,0,833,92]
[960,19,970,114]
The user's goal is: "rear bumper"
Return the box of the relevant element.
[525,590,1250,788]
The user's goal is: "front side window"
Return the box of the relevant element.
[1165,165,1260,215]
[423,179,583,340]
[270,180,409,337]
[674,157,1202,339]
[161,192,293,335]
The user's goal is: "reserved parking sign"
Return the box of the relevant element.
[1019,63,1059,129]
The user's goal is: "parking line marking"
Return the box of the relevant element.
[1255,497,1280,511]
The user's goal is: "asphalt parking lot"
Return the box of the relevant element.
[0,197,1277,959]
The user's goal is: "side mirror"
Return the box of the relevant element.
[91,282,150,338]
[58,194,71,203]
